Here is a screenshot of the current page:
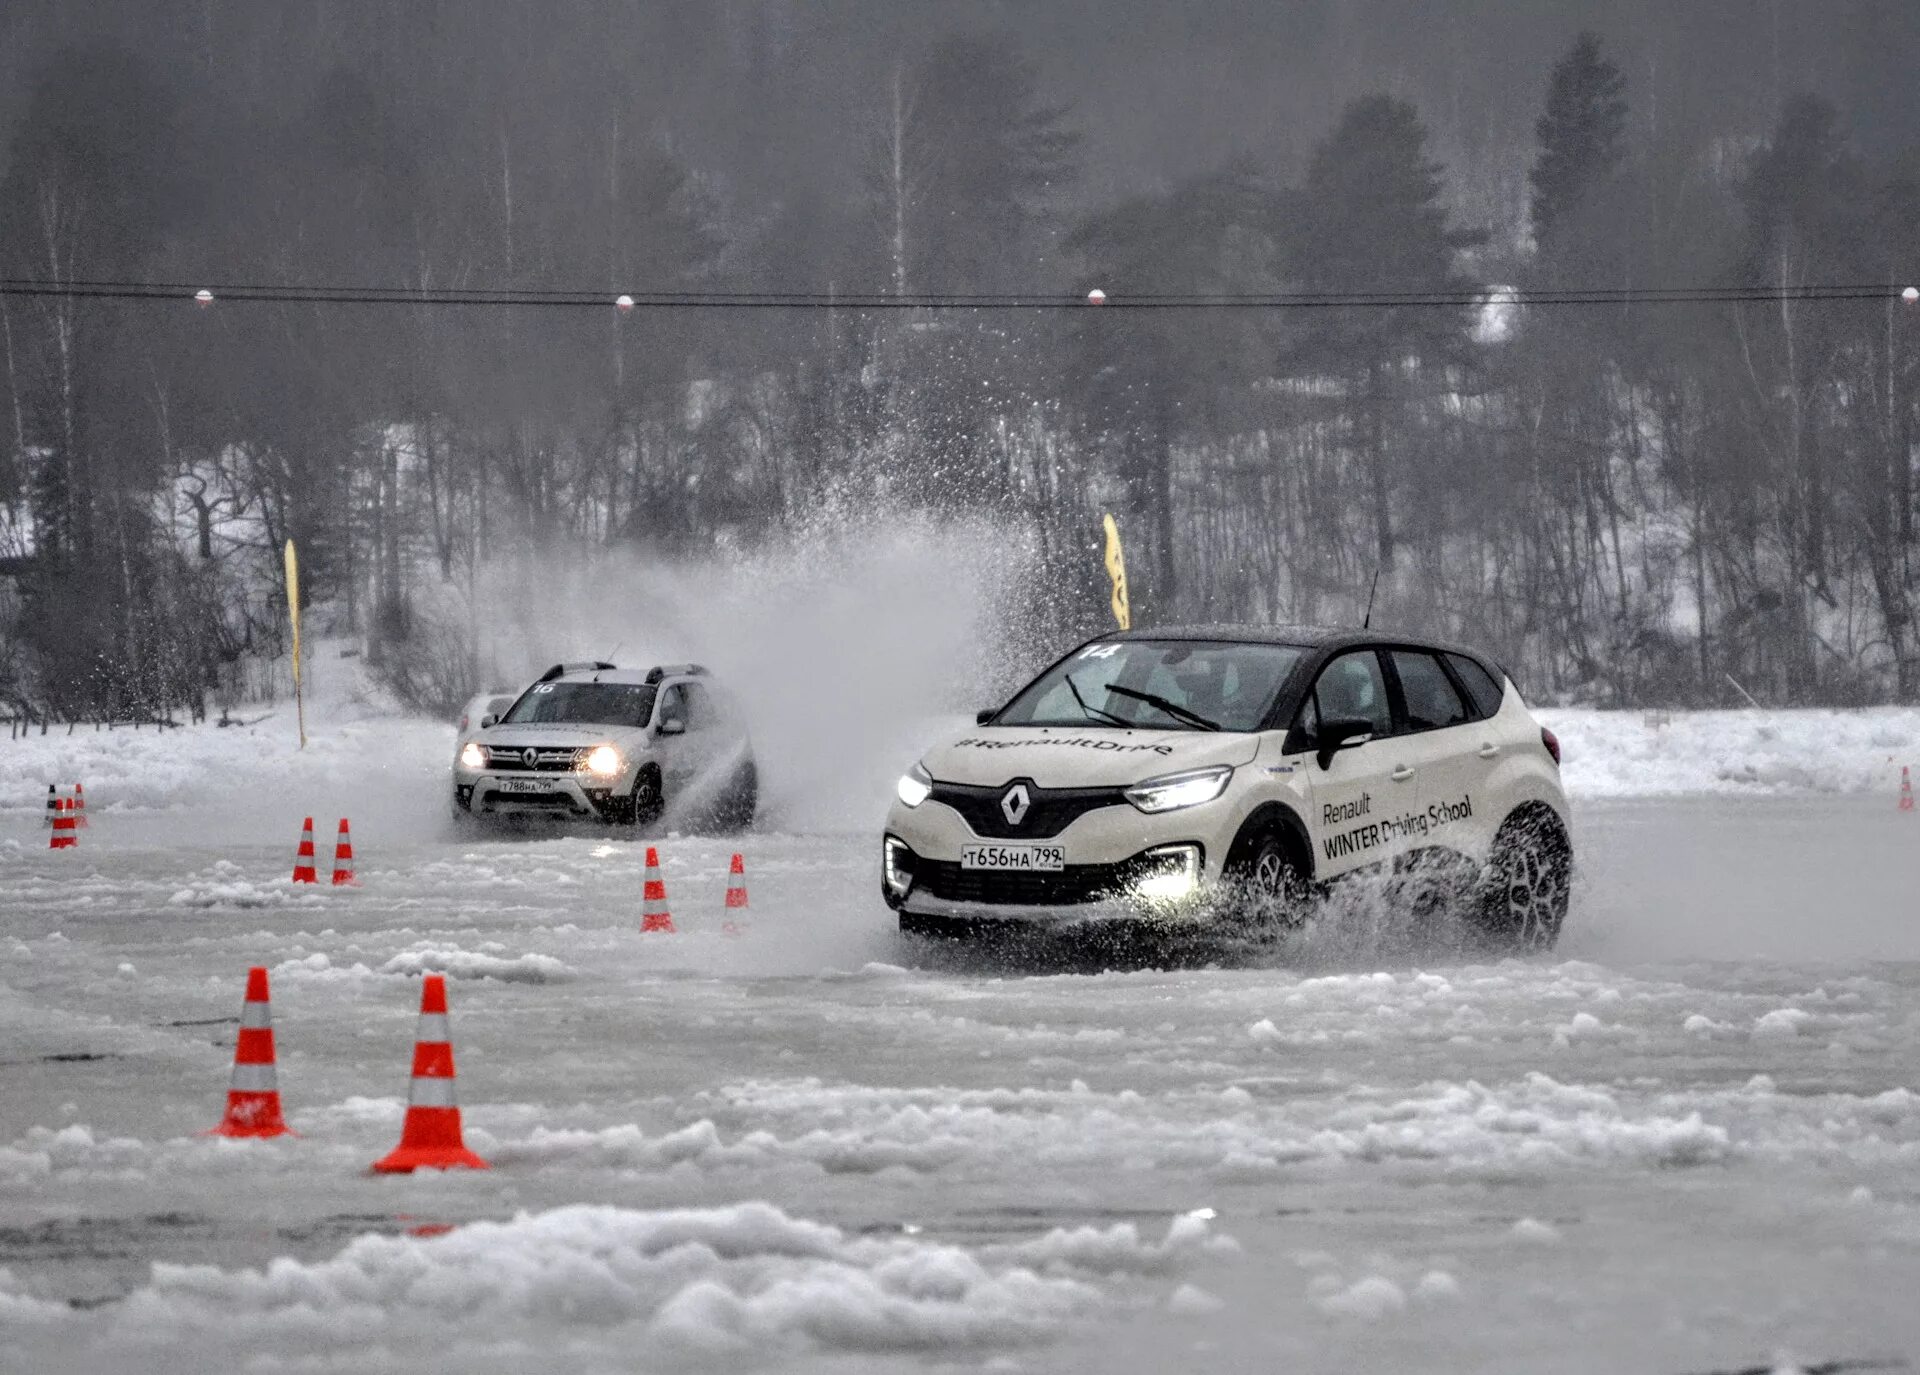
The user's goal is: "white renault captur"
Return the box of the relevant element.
[882,626,1572,949]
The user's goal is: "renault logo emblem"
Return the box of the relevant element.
[522,748,540,767]
[1000,783,1032,827]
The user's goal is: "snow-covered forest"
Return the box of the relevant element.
[3,1,1920,720]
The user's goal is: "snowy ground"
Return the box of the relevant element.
[2,707,1917,1372]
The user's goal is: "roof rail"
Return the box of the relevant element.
[537,660,618,683]
[643,662,708,685]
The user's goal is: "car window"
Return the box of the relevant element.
[656,685,687,727]
[502,682,656,727]
[1310,651,1391,737]
[1391,650,1471,733]
[1445,653,1506,718]
[996,640,1302,733]
[679,683,712,731]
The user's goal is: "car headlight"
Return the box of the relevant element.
[896,762,933,808]
[459,741,487,770]
[1124,765,1233,814]
[583,745,624,777]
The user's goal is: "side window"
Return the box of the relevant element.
[1391,651,1470,733]
[1311,651,1392,737]
[680,683,711,731]
[1445,653,1506,719]
[656,685,686,728]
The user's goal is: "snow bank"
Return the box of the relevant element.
[1540,705,1920,797]
[93,1201,1217,1361]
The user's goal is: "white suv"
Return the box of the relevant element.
[881,627,1571,949]
[454,662,756,830]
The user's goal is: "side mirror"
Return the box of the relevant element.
[658,715,686,737]
[479,714,500,729]
[975,708,997,726]
[1315,718,1375,771]
[486,695,514,719]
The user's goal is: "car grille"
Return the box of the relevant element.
[927,779,1128,839]
[483,747,586,773]
[912,854,1162,906]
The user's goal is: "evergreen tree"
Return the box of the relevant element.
[1068,161,1276,616]
[1529,33,1628,260]
[1282,95,1484,570]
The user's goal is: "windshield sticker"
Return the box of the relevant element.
[1076,644,1122,660]
[952,736,1174,755]
[1321,794,1473,862]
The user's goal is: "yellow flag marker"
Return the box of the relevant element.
[284,538,306,750]
[1102,514,1131,631]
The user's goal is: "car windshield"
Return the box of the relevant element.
[995,640,1302,733]
[501,682,657,728]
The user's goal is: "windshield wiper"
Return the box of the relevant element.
[1064,673,1132,728]
[1103,684,1221,732]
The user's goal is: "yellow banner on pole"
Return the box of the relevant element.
[1102,514,1131,631]
[284,538,307,750]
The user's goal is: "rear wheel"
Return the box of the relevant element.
[1478,808,1571,952]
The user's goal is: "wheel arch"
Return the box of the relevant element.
[1495,798,1571,855]
[1225,801,1315,881]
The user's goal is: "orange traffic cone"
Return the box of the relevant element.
[48,798,77,851]
[372,974,488,1173]
[71,782,88,829]
[1902,766,1914,813]
[722,852,748,935]
[207,967,293,1138]
[641,847,676,933]
[331,818,356,886]
[291,817,318,883]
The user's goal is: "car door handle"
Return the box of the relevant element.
[1477,743,1501,759]
[1390,765,1415,782]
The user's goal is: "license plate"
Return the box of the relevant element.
[496,778,552,795]
[961,844,1066,872]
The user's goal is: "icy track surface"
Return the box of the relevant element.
[1,713,1918,1373]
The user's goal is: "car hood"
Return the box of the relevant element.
[478,723,647,749]
[920,727,1261,788]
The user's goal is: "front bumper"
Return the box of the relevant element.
[882,834,1207,923]
[454,771,625,820]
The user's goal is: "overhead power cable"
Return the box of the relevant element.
[1,277,1915,310]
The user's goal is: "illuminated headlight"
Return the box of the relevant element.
[1131,844,1202,902]
[583,745,624,777]
[895,762,933,808]
[883,837,916,897]
[458,741,487,770]
[1125,765,1232,814]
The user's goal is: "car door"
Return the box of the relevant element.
[1381,648,1484,865]
[1300,649,1401,879]
[677,682,727,779]
[653,684,699,793]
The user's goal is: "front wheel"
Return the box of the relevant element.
[1477,809,1571,952]
[1222,829,1309,933]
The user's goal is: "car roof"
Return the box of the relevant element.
[1109,622,1501,667]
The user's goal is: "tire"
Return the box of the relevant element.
[1223,827,1309,932]
[1477,808,1571,952]
[628,765,664,829]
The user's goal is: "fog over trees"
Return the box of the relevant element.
[2,0,1919,719]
